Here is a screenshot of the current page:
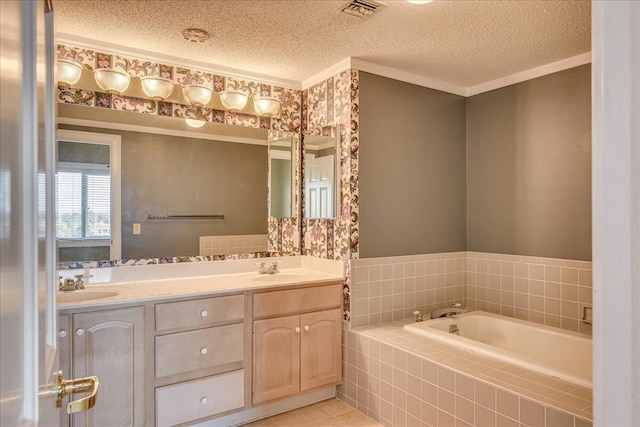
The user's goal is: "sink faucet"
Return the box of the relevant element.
[256,261,280,275]
[58,274,92,292]
[413,310,423,322]
[430,303,466,319]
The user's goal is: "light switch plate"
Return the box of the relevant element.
[133,223,141,235]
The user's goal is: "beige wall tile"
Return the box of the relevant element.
[546,408,574,427]
[519,398,545,427]
[475,404,496,427]
[496,389,519,420]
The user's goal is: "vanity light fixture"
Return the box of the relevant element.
[219,90,249,111]
[407,0,433,4]
[140,76,174,100]
[253,96,281,117]
[56,59,83,88]
[94,68,131,94]
[185,118,206,128]
[183,84,213,107]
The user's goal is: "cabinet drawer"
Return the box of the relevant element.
[156,370,244,427]
[156,294,244,332]
[155,323,244,378]
[253,284,342,319]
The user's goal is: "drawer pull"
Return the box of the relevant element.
[304,325,310,332]
[200,397,208,405]
[200,310,208,318]
[200,347,208,355]
[295,327,301,333]
[76,329,84,336]
[58,330,67,338]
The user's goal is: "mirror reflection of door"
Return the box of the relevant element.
[56,130,121,262]
[306,154,334,218]
[304,128,338,219]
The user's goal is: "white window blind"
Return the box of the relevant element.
[56,162,111,241]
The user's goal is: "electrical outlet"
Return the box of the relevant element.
[133,223,141,235]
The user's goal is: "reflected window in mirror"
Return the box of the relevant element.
[304,125,339,219]
[56,130,122,262]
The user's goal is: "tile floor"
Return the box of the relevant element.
[243,398,382,426]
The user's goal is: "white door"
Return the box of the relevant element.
[305,154,334,218]
[0,0,59,425]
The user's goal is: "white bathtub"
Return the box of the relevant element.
[403,311,592,388]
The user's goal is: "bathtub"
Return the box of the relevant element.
[403,311,592,388]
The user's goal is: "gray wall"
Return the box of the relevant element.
[466,65,592,260]
[60,125,268,259]
[270,158,291,218]
[359,72,468,257]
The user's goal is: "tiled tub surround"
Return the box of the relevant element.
[338,322,592,427]
[464,252,592,335]
[350,252,592,335]
[350,253,467,328]
[199,234,268,256]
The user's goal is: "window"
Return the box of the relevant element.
[56,162,111,242]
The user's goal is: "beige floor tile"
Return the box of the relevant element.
[242,399,382,426]
[336,409,374,426]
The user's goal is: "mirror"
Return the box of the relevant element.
[304,125,339,219]
[56,104,299,263]
[269,134,296,219]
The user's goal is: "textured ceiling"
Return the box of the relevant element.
[53,0,591,88]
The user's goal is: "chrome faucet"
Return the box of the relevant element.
[413,310,423,322]
[58,274,92,292]
[256,261,280,275]
[430,303,466,319]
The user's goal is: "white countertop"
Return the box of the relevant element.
[57,256,345,310]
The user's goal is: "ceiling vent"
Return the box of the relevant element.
[337,0,386,20]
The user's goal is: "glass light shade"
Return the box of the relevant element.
[140,76,174,100]
[185,118,206,128]
[94,68,131,94]
[182,84,212,107]
[219,90,249,111]
[56,59,83,88]
[253,97,281,117]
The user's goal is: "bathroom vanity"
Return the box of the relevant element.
[57,257,344,427]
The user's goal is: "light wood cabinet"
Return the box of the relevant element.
[252,284,342,404]
[62,306,145,427]
[153,293,246,425]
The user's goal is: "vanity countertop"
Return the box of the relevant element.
[57,260,344,310]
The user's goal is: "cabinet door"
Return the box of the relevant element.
[72,307,145,427]
[300,308,342,391]
[253,315,300,403]
[58,315,71,427]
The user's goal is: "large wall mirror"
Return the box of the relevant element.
[304,125,340,219]
[57,104,300,263]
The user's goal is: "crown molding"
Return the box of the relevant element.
[465,52,592,97]
[350,58,468,97]
[56,33,302,90]
[56,33,592,98]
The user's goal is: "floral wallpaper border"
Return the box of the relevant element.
[58,251,293,270]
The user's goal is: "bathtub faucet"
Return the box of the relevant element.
[430,303,466,319]
[413,310,423,322]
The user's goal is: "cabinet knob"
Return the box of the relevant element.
[200,397,208,405]
[58,330,67,338]
[295,327,301,333]
[76,329,84,336]
[200,310,208,318]
[304,325,310,332]
[200,347,208,355]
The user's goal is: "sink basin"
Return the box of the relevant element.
[57,290,120,304]
[250,273,307,282]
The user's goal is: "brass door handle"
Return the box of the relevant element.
[54,370,99,414]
